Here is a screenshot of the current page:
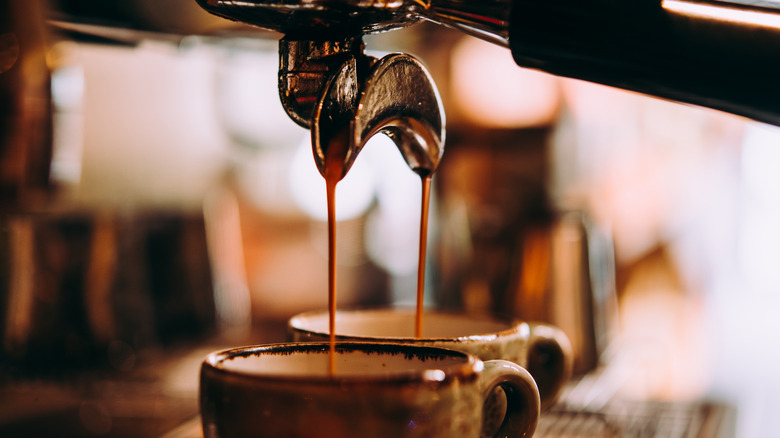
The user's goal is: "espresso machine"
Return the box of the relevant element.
[5,0,780,436]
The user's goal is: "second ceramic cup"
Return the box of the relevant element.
[289,307,573,410]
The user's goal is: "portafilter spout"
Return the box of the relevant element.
[311,49,444,181]
[267,34,445,181]
[195,0,445,179]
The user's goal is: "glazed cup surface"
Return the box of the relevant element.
[289,307,572,410]
[200,342,540,438]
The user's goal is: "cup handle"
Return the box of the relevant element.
[527,323,573,410]
[479,360,540,438]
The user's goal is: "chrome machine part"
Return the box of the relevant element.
[312,52,445,180]
[278,37,368,129]
[194,0,511,44]
[197,0,780,127]
[193,0,423,37]
[198,1,446,177]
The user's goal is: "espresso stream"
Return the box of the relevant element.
[324,140,433,373]
[415,172,432,338]
[323,135,348,374]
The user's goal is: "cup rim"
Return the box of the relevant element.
[288,307,528,343]
[202,342,483,385]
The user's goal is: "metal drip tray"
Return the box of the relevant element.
[537,400,734,438]
[536,410,617,437]
[161,399,734,438]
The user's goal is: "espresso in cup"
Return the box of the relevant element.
[289,307,572,410]
[200,342,539,438]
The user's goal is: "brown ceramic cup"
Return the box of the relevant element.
[289,308,572,411]
[200,342,540,438]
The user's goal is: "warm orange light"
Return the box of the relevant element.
[450,37,560,128]
[663,0,780,29]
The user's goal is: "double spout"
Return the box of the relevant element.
[279,36,444,181]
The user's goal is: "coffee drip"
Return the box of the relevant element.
[294,40,445,365]
[322,130,350,371]
[415,173,432,338]
[323,150,434,370]
[190,2,447,365]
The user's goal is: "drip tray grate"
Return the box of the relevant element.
[536,401,735,438]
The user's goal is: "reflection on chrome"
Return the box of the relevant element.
[663,0,780,29]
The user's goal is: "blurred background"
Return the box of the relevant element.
[3,0,780,437]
